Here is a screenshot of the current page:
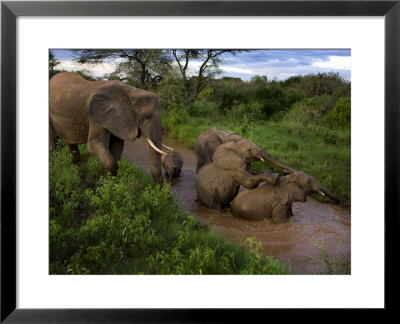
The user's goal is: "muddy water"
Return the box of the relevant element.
[123,136,351,274]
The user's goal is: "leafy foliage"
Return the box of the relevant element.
[50,142,290,274]
[327,97,351,128]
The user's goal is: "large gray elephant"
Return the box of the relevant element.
[194,126,243,172]
[230,171,341,224]
[195,139,296,210]
[50,72,170,184]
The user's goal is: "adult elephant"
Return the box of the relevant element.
[50,72,169,184]
[194,127,243,172]
[195,139,296,210]
[231,171,340,224]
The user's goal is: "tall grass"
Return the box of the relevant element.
[50,141,290,274]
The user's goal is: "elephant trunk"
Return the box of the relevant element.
[143,121,164,185]
[318,184,341,204]
[260,149,297,173]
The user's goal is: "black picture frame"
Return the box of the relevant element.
[1,0,398,321]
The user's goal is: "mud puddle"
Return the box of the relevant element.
[123,136,351,274]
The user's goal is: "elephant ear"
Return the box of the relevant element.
[88,83,139,141]
[213,144,244,170]
[274,184,306,206]
[205,132,223,156]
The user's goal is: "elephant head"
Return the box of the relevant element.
[213,139,296,173]
[283,171,341,204]
[87,82,165,183]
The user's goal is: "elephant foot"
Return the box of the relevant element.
[263,171,280,185]
[72,153,81,166]
[106,166,118,176]
[210,202,223,210]
[69,144,81,166]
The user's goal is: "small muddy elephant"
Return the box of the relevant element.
[161,150,183,181]
[195,139,296,210]
[230,171,341,224]
[50,72,173,183]
[194,126,243,172]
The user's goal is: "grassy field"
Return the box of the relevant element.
[162,101,351,207]
[50,141,291,274]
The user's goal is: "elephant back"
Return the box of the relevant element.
[49,72,92,143]
[196,163,239,207]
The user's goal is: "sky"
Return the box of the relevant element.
[52,49,351,81]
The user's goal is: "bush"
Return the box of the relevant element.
[327,97,351,128]
[227,100,263,125]
[214,75,306,118]
[290,72,350,98]
[284,95,340,125]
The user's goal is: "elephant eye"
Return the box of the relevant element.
[141,114,151,121]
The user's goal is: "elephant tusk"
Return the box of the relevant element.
[146,138,167,155]
[162,144,174,151]
[318,191,326,196]
[260,158,265,162]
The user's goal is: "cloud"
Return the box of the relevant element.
[312,56,352,70]
[54,60,117,77]
[220,66,255,75]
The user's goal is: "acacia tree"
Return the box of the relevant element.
[171,49,239,105]
[73,49,172,89]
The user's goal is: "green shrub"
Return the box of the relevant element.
[227,101,263,125]
[327,97,351,128]
[284,98,325,124]
[290,72,350,98]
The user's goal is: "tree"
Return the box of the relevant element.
[49,50,60,78]
[171,49,240,105]
[73,49,172,89]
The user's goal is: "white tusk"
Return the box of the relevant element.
[162,144,174,151]
[318,191,326,196]
[146,138,167,155]
[260,158,265,161]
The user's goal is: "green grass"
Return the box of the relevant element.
[50,141,290,274]
[161,102,351,207]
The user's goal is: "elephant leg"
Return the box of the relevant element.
[88,140,118,175]
[233,169,279,189]
[69,144,81,165]
[271,205,291,224]
[196,161,203,173]
[109,134,124,162]
[49,120,56,152]
[288,206,293,218]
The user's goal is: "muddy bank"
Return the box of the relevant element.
[123,136,351,274]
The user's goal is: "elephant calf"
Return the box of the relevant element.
[230,171,341,224]
[161,150,183,181]
[195,139,296,210]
